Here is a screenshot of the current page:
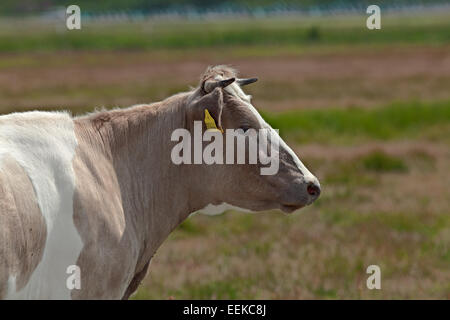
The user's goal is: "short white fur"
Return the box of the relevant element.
[0,111,82,299]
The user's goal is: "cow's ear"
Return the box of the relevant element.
[187,87,224,131]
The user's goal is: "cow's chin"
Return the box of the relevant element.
[221,199,306,214]
[243,201,306,214]
[279,203,305,214]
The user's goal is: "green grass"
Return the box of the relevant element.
[320,210,450,237]
[133,206,450,299]
[176,219,207,236]
[361,151,408,172]
[323,152,405,187]
[0,14,449,52]
[263,100,450,144]
[133,276,258,300]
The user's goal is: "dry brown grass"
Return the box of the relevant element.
[0,46,449,113]
[135,140,449,299]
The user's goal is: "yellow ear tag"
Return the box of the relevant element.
[204,109,223,133]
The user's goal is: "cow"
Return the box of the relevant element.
[0,65,320,299]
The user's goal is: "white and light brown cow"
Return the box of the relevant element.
[0,65,320,299]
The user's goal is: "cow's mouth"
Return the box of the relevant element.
[280,203,305,213]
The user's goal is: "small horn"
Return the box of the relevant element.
[237,77,258,86]
[203,77,236,93]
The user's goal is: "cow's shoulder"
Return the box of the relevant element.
[70,122,139,299]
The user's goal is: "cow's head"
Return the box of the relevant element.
[183,65,320,213]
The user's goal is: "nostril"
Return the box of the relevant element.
[307,182,321,197]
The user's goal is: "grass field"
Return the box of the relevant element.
[1,13,449,52]
[1,12,449,299]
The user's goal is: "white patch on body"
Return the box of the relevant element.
[6,276,16,297]
[0,111,82,299]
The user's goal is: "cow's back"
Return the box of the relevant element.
[0,111,83,299]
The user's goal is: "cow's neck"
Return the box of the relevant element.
[83,91,209,271]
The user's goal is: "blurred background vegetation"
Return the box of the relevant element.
[0,0,447,16]
[0,1,448,299]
